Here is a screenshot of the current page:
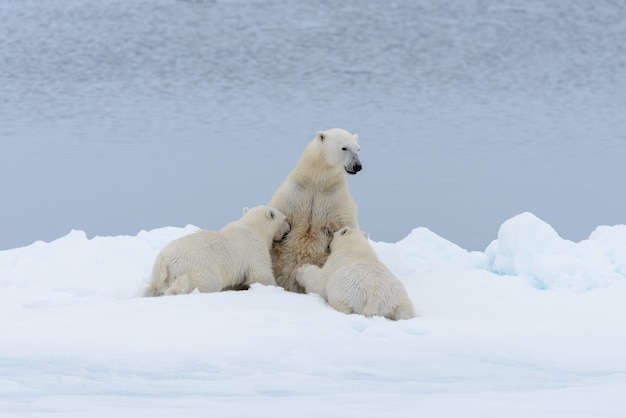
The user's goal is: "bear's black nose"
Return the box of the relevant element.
[353,163,362,172]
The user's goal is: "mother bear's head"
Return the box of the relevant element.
[315,128,362,175]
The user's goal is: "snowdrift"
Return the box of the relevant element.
[1,212,625,417]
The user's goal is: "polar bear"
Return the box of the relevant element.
[269,128,362,292]
[144,205,290,297]
[296,227,414,320]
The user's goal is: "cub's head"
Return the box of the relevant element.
[315,128,362,175]
[330,226,370,251]
[242,205,291,241]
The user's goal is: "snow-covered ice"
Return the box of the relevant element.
[1,213,625,417]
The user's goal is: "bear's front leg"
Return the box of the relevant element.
[244,262,277,287]
[296,264,327,297]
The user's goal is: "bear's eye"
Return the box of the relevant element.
[341,147,347,151]
[340,228,348,235]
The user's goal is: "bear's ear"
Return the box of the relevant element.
[267,208,276,220]
[361,230,369,240]
[354,134,359,142]
[243,207,250,215]
[316,131,325,142]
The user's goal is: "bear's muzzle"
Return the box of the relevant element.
[346,162,362,175]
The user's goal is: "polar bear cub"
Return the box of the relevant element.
[145,205,290,297]
[269,128,362,293]
[296,227,414,320]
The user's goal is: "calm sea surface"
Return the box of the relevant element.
[1,0,625,250]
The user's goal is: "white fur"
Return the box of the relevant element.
[269,128,361,292]
[296,227,415,321]
[145,205,290,296]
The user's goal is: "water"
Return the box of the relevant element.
[1,0,625,251]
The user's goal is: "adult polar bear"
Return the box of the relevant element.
[269,128,362,292]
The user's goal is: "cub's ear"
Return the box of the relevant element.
[361,230,370,240]
[267,208,276,220]
[354,134,359,141]
[316,131,325,142]
[243,207,251,215]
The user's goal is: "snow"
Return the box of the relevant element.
[2,213,625,417]
[485,212,625,291]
